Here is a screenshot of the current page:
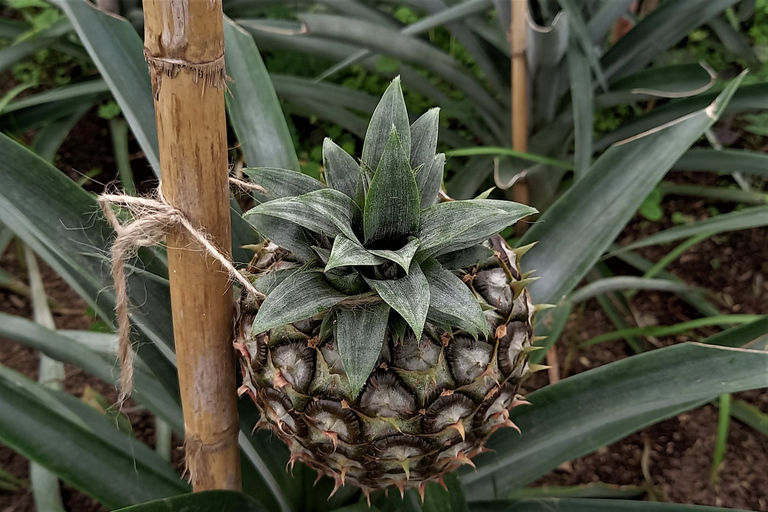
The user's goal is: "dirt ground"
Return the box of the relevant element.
[1,108,767,511]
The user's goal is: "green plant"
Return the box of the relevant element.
[0,1,767,511]
[235,79,538,498]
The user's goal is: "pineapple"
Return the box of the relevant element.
[235,78,540,499]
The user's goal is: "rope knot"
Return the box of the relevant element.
[99,181,263,404]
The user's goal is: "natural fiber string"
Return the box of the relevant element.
[99,179,264,403]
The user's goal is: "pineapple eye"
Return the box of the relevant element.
[271,342,316,393]
[497,321,529,377]
[259,388,307,437]
[445,336,494,386]
[423,393,475,434]
[304,399,362,444]
[473,268,513,317]
[392,331,441,371]
[359,372,416,418]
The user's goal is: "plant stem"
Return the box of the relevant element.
[142,0,241,491]
[710,393,731,484]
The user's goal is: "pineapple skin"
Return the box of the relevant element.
[234,235,536,497]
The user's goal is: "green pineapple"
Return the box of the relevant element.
[235,78,541,500]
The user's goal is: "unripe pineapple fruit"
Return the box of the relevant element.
[235,78,539,499]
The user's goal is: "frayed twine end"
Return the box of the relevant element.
[100,178,265,405]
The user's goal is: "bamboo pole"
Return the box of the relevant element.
[142,0,241,491]
[510,0,529,213]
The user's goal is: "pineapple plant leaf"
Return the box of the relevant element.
[335,302,391,396]
[323,138,361,200]
[237,77,540,495]
[361,75,411,176]
[363,127,421,245]
[243,167,323,199]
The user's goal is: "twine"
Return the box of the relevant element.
[99,178,264,403]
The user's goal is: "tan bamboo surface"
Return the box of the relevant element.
[142,0,241,491]
[510,0,529,210]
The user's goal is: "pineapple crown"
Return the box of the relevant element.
[242,77,536,394]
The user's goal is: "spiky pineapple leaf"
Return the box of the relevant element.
[361,77,411,177]
[410,108,439,174]
[245,189,361,243]
[242,167,322,200]
[422,259,487,337]
[335,302,391,397]
[436,244,495,270]
[369,237,421,273]
[363,128,420,244]
[251,268,300,296]
[322,138,360,200]
[365,264,430,339]
[251,271,348,335]
[326,235,386,272]
[417,200,537,260]
[418,153,445,209]
[112,490,270,511]
[224,19,300,172]
[245,214,317,262]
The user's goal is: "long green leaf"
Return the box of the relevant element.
[114,490,269,512]
[580,315,762,348]
[53,0,159,171]
[0,135,283,508]
[366,264,430,339]
[601,0,739,80]
[566,42,594,179]
[595,82,767,151]
[519,74,745,304]
[613,206,768,254]
[25,246,65,512]
[224,18,299,171]
[251,271,348,334]
[556,0,607,90]
[673,148,768,177]
[423,472,470,512]
[0,18,71,74]
[568,277,702,304]
[0,366,188,509]
[462,340,768,499]
[0,134,179,398]
[444,147,574,171]
[471,498,755,511]
[731,399,768,437]
[335,302,391,396]
[298,14,503,127]
[0,313,182,433]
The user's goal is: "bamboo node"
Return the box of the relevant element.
[144,49,227,98]
[99,181,263,404]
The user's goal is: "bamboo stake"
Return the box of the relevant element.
[142,0,241,491]
[510,0,529,216]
